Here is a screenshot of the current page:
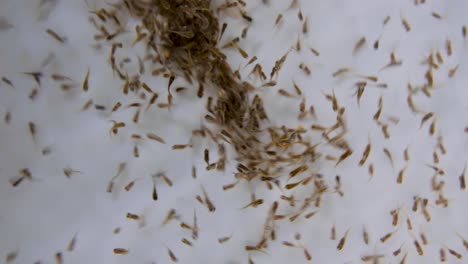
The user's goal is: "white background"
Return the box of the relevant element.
[1,0,468,263]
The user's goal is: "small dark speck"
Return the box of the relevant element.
[94,104,106,110]
[0,16,13,31]
[42,147,52,155]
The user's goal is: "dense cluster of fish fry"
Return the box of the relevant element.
[2,0,468,263]
[87,0,334,207]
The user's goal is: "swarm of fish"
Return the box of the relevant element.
[2,0,468,263]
